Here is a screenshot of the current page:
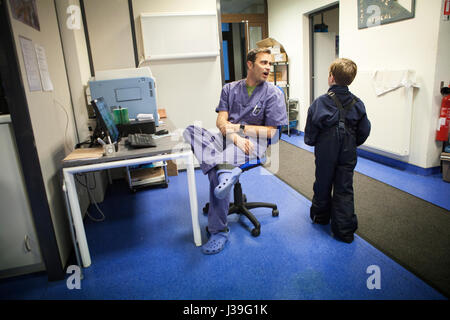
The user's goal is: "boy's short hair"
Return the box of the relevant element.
[247,47,271,63]
[329,58,357,86]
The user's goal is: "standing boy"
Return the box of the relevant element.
[304,58,371,243]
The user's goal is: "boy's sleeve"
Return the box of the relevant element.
[356,104,371,146]
[304,101,319,146]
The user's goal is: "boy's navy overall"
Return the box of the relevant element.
[305,85,371,243]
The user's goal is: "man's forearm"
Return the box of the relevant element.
[241,124,277,139]
[216,111,230,130]
[216,111,276,138]
[223,123,276,139]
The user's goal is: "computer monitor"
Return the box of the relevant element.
[91,97,120,143]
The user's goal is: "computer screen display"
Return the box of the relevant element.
[91,97,120,143]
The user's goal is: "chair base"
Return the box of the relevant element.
[203,181,279,237]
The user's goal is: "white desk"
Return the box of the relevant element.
[62,121,201,268]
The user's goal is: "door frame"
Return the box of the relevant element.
[221,13,268,56]
[221,0,268,55]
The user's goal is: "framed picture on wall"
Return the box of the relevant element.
[9,0,40,31]
[358,0,415,29]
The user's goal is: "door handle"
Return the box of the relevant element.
[24,235,32,252]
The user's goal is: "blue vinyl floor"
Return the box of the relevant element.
[0,140,447,299]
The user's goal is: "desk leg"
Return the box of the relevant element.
[62,181,83,278]
[185,152,202,246]
[63,171,92,267]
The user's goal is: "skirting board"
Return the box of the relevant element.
[0,262,45,280]
[356,148,440,176]
[294,131,439,176]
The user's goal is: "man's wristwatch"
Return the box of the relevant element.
[239,124,245,134]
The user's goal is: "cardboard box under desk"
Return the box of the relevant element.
[166,160,178,176]
[130,166,165,183]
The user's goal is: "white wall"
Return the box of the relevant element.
[56,0,103,216]
[132,0,222,131]
[55,0,92,143]
[84,0,136,72]
[268,0,449,169]
[80,0,222,131]
[339,0,444,168]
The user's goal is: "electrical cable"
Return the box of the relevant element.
[75,172,96,190]
[77,173,105,222]
[53,98,73,152]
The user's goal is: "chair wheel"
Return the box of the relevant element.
[272,209,279,217]
[203,203,209,214]
[251,228,260,237]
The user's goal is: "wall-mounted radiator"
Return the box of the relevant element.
[349,70,418,156]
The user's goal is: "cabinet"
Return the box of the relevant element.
[0,115,44,278]
[270,62,299,136]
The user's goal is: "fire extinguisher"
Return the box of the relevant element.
[436,85,450,141]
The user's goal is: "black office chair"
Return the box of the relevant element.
[203,152,279,237]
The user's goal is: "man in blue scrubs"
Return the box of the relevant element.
[183,48,287,254]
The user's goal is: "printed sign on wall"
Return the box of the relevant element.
[358,0,415,29]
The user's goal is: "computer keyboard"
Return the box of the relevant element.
[127,133,156,148]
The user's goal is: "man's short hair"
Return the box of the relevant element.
[329,58,357,86]
[247,47,271,63]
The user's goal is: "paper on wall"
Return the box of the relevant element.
[34,44,53,91]
[371,70,419,96]
[19,36,42,92]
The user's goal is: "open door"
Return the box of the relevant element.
[221,19,266,83]
[222,22,246,83]
[220,0,268,82]
[309,4,339,103]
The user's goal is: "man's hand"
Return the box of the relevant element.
[217,111,238,136]
[219,122,239,136]
[233,135,254,155]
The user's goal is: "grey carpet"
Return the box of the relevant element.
[265,140,450,298]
